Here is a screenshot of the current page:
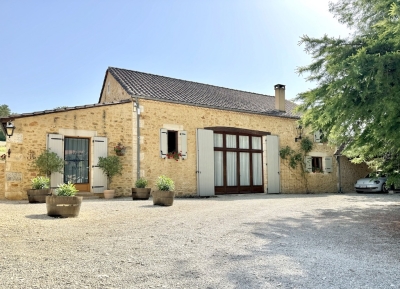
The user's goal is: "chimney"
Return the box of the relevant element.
[274,84,286,112]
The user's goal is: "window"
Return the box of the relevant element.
[167,131,178,153]
[160,128,187,159]
[312,157,323,173]
[305,156,333,173]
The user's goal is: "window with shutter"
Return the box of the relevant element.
[160,128,187,160]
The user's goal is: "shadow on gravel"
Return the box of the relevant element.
[225,205,400,288]
[25,214,53,220]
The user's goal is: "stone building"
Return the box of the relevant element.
[0,67,368,200]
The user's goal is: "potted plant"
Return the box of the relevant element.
[46,182,82,218]
[97,155,123,199]
[33,149,64,187]
[152,175,175,206]
[27,176,51,203]
[114,142,126,156]
[132,177,151,200]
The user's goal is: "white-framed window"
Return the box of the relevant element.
[160,128,187,160]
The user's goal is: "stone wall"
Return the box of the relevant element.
[137,98,339,195]
[2,102,136,200]
[339,156,370,193]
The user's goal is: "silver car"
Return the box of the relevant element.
[354,173,388,193]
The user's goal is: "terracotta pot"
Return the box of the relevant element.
[46,196,83,218]
[152,190,175,206]
[132,188,151,200]
[103,190,115,199]
[27,189,51,203]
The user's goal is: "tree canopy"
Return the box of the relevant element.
[296,0,400,185]
[0,104,11,141]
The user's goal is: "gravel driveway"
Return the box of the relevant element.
[1,193,400,289]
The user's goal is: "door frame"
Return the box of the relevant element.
[204,127,270,195]
[64,136,91,192]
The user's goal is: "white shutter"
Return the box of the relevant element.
[179,130,187,160]
[266,135,280,193]
[304,156,312,172]
[196,129,215,196]
[160,128,168,158]
[47,133,64,189]
[92,137,108,193]
[314,130,322,143]
[324,157,333,173]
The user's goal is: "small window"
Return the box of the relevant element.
[167,131,178,153]
[312,157,323,173]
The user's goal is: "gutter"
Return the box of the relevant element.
[134,96,140,180]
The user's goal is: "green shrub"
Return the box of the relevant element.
[156,175,175,191]
[135,177,148,188]
[31,176,50,189]
[34,149,64,177]
[97,156,123,189]
[55,182,78,196]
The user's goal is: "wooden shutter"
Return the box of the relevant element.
[304,156,312,172]
[92,137,108,193]
[324,157,333,173]
[314,130,322,143]
[266,135,280,193]
[179,130,187,160]
[196,129,215,196]
[160,128,168,158]
[47,134,64,189]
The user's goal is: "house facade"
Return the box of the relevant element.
[0,67,369,200]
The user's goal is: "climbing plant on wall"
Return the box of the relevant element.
[279,137,313,193]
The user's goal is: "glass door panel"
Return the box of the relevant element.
[252,153,262,185]
[226,152,237,186]
[64,138,89,191]
[214,151,223,186]
[240,152,250,185]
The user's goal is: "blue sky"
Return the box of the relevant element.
[1,0,349,114]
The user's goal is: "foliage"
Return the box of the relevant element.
[31,176,50,189]
[97,156,123,189]
[166,151,182,161]
[156,175,175,191]
[34,149,64,177]
[279,137,314,192]
[296,0,400,186]
[135,177,148,188]
[114,142,126,153]
[0,104,11,141]
[54,182,78,196]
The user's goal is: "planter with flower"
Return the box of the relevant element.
[152,175,175,206]
[27,176,51,203]
[132,177,151,200]
[166,151,182,161]
[114,142,126,156]
[46,182,82,218]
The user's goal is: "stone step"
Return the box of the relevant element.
[75,192,101,199]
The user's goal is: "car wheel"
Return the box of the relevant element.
[356,190,363,193]
[382,183,389,193]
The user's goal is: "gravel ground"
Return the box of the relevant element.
[1,193,400,289]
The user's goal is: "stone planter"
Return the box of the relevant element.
[132,188,151,200]
[27,189,51,203]
[152,190,175,206]
[46,196,83,218]
[103,190,115,199]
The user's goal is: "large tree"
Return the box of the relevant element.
[296,0,400,185]
[0,104,11,141]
